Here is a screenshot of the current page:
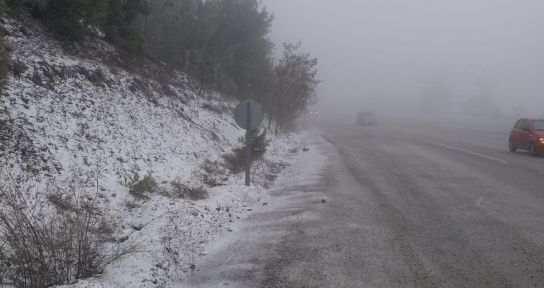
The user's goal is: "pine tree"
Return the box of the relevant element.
[271,43,319,132]
[105,0,150,55]
[44,0,110,41]
[0,0,9,92]
[14,0,149,54]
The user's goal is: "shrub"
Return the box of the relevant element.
[0,175,137,287]
[170,181,208,200]
[186,186,208,200]
[124,200,140,210]
[47,193,75,211]
[200,159,229,187]
[251,128,270,156]
[127,172,157,199]
[223,129,270,173]
[222,150,245,174]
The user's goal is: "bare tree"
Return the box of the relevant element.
[0,172,138,287]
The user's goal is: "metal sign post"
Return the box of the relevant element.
[245,102,251,186]
[234,100,264,187]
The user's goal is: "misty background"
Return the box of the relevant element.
[262,0,544,120]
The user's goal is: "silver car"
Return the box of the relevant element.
[356,111,377,126]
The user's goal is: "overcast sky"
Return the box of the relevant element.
[262,0,544,117]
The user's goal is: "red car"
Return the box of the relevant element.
[509,118,544,156]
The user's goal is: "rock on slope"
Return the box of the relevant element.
[0,16,298,287]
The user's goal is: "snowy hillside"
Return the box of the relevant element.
[0,16,300,287]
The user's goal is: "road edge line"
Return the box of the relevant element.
[422,140,509,165]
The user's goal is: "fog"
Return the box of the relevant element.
[262,0,544,120]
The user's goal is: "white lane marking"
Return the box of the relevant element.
[422,140,510,165]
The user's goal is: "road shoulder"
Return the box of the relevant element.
[180,130,331,287]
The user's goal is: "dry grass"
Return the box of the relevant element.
[170,181,209,200]
[0,173,138,287]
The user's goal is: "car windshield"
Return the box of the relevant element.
[533,120,544,131]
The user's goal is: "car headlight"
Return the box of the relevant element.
[540,138,544,143]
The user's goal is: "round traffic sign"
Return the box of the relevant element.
[234,100,264,130]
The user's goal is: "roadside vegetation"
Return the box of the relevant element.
[4,0,319,131]
[224,128,270,173]
[0,174,138,287]
[0,1,317,286]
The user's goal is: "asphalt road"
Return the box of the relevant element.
[185,118,544,288]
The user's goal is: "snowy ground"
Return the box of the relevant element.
[179,129,330,287]
[0,16,305,287]
[67,131,317,288]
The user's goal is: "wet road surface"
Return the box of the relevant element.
[184,119,544,288]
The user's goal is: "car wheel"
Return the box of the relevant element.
[530,142,539,157]
[509,139,517,152]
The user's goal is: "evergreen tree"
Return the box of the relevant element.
[140,0,274,96]
[5,0,320,126]
[42,0,110,41]
[0,0,9,92]
[105,0,150,55]
[271,43,319,132]
[10,0,149,55]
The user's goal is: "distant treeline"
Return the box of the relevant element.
[2,0,319,131]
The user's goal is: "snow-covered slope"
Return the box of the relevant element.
[2,15,242,186]
[0,16,300,287]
